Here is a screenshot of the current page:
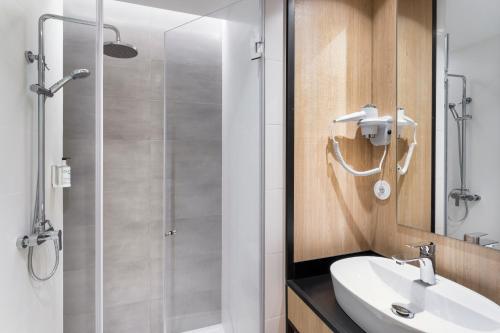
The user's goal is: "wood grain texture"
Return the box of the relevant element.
[371,0,500,304]
[396,0,433,231]
[288,288,332,333]
[292,0,500,304]
[294,0,376,262]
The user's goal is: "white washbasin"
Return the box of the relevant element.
[330,256,500,333]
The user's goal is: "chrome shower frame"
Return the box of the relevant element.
[18,14,124,281]
[447,74,469,189]
[32,14,121,232]
[443,34,481,230]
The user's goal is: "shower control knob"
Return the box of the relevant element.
[17,236,29,249]
[25,50,37,63]
[374,180,391,200]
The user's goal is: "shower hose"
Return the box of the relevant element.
[28,177,60,281]
[447,121,469,225]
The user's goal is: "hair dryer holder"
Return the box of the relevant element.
[396,107,417,175]
[330,104,393,177]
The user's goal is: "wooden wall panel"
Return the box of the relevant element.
[292,0,500,304]
[288,288,332,333]
[294,0,375,262]
[371,0,500,304]
[396,0,433,231]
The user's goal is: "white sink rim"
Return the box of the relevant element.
[330,256,500,333]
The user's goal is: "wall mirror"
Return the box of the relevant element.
[396,0,500,252]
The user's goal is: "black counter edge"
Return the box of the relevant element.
[287,279,344,333]
[286,251,381,332]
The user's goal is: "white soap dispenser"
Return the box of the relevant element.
[52,157,71,188]
[60,157,71,188]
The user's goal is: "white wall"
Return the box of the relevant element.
[0,0,64,332]
[221,0,263,332]
[263,0,285,332]
[445,35,500,241]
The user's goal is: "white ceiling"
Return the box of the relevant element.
[115,0,240,16]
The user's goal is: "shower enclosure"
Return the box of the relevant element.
[18,11,136,284]
[1,0,263,330]
[163,3,264,331]
[60,0,264,332]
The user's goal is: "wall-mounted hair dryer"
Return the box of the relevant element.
[330,104,393,176]
[396,107,417,175]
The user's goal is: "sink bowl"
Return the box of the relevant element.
[330,256,500,333]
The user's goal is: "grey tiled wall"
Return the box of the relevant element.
[63,13,222,333]
[63,22,96,333]
[101,21,165,333]
[164,27,222,332]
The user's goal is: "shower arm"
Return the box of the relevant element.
[33,14,120,230]
[38,14,121,74]
[447,74,468,112]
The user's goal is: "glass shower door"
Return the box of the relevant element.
[163,1,263,332]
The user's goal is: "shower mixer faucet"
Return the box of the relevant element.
[449,189,481,207]
[18,13,138,282]
[17,224,62,251]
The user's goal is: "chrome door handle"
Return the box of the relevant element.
[165,230,177,237]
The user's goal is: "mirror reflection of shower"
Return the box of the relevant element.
[17,13,138,282]
[444,33,481,227]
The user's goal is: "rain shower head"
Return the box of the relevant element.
[104,41,138,58]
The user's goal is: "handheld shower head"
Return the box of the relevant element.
[449,103,459,120]
[70,68,91,79]
[48,69,91,95]
[30,69,90,97]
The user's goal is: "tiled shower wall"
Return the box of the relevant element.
[164,27,223,331]
[62,15,167,331]
[63,2,221,333]
[63,16,96,333]
[101,18,165,333]
[62,13,167,332]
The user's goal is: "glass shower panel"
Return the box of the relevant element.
[62,1,98,332]
[163,1,263,332]
[164,15,224,333]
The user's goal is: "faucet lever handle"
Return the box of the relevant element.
[405,241,434,248]
[405,241,435,256]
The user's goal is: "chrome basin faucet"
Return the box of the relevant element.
[392,242,436,285]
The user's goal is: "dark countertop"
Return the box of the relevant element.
[287,251,382,333]
[288,275,365,333]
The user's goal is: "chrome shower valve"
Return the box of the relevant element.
[17,228,62,251]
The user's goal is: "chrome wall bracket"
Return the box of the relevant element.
[251,38,264,60]
[25,50,37,63]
